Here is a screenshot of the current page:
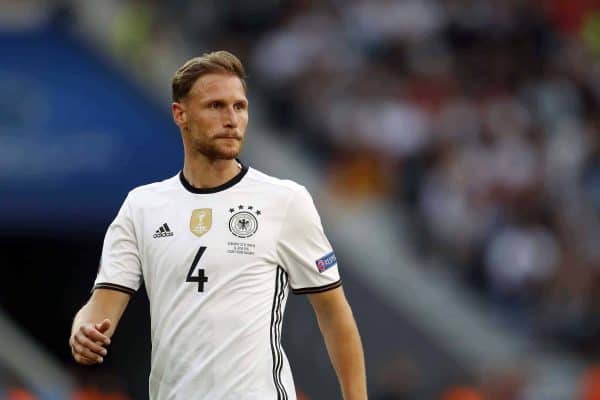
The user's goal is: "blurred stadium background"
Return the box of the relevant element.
[1,0,600,399]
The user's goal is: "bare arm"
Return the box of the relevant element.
[69,288,131,365]
[308,287,367,400]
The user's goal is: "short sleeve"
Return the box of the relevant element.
[93,194,142,295]
[276,187,342,294]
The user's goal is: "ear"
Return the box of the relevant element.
[172,101,188,130]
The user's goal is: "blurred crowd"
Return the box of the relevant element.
[22,0,600,398]
[250,0,600,361]
[245,1,600,397]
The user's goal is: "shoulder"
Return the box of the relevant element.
[245,167,310,198]
[124,173,180,206]
[246,167,319,217]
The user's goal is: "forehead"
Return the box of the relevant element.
[188,73,246,101]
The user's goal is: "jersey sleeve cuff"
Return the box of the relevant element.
[291,279,342,295]
[93,282,137,296]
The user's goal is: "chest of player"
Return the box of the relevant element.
[136,201,280,292]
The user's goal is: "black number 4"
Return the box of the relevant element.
[186,246,208,292]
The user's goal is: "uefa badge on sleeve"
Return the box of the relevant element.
[315,252,337,273]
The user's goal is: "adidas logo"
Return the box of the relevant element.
[153,223,174,238]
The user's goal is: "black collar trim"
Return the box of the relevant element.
[179,161,248,194]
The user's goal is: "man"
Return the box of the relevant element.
[70,51,367,400]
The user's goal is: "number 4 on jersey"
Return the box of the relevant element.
[186,246,208,292]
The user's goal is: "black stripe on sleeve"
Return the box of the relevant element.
[270,268,283,399]
[275,270,288,400]
[270,266,289,399]
[291,279,342,295]
[93,283,136,296]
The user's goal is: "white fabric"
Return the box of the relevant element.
[94,166,341,400]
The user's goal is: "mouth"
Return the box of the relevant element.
[214,136,241,141]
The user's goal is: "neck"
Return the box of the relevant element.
[182,154,241,190]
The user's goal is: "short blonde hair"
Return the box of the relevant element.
[171,50,246,102]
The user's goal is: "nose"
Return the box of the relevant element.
[224,106,238,128]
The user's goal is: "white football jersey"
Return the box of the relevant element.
[94,163,341,400]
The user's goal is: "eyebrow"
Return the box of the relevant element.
[202,97,248,104]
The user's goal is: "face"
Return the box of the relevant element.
[172,73,248,160]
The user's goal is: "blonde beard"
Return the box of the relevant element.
[192,137,243,160]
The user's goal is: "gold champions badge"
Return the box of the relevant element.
[189,209,212,237]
